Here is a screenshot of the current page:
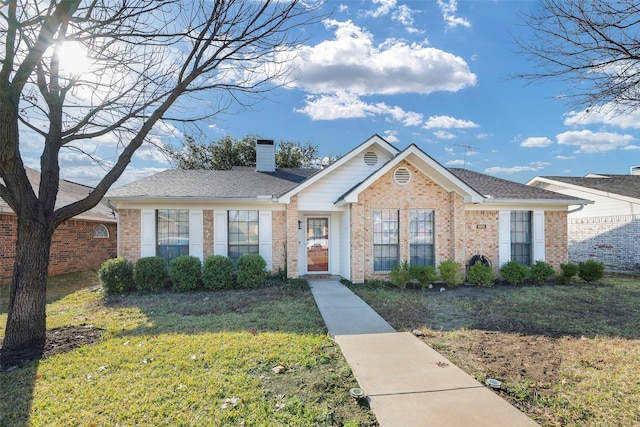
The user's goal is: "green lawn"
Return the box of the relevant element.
[0,272,376,426]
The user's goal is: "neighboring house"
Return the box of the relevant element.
[105,135,588,283]
[0,168,117,285]
[528,172,640,272]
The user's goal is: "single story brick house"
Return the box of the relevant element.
[0,168,117,285]
[105,135,588,282]
[528,171,639,272]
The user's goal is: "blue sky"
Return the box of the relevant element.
[42,0,640,186]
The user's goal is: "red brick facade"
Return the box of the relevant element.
[0,213,117,285]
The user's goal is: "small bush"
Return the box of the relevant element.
[558,262,579,284]
[466,262,495,287]
[499,260,531,285]
[530,261,555,283]
[236,254,267,289]
[390,261,412,288]
[438,260,464,286]
[169,255,202,292]
[202,255,234,290]
[578,259,605,283]
[134,256,169,292]
[98,257,135,294]
[410,264,438,286]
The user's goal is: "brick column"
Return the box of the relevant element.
[286,195,299,278]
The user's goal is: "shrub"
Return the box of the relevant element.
[236,254,267,289]
[530,261,555,283]
[98,257,134,294]
[438,260,463,286]
[203,255,234,290]
[409,264,438,286]
[499,260,531,285]
[134,256,169,292]
[169,255,202,292]
[578,259,605,283]
[466,262,495,287]
[390,261,412,289]
[558,262,579,284]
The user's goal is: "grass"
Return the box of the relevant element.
[348,275,640,427]
[0,272,376,426]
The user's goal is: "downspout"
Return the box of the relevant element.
[568,204,586,214]
[106,199,120,258]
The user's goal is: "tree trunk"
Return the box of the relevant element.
[0,217,52,367]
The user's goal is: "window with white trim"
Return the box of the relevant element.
[93,224,109,238]
[511,211,532,266]
[228,210,259,264]
[373,209,399,271]
[409,210,435,266]
[156,209,189,264]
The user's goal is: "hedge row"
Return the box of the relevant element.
[98,254,268,294]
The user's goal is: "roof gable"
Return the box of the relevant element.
[338,144,485,204]
[278,134,398,203]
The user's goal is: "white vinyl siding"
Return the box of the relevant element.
[532,210,545,263]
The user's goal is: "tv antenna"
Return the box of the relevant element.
[453,144,479,169]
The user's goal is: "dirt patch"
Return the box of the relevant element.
[1,324,103,368]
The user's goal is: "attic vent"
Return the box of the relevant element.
[394,167,411,185]
[363,151,378,166]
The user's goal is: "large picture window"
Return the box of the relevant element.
[373,209,399,271]
[157,209,189,265]
[511,211,532,265]
[410,210,435,266]
[228,210,259,264]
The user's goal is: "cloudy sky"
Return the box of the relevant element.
[31,0,640,186]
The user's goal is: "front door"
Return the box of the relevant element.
[307,218,329,272]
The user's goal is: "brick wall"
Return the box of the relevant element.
[545,211,568,269]
[118,209,140,261]
[464,210,499,267]
[272,210,287,274]
[286,196,299,278]
[350,161,460,282]
[0,213,117,285]
[568,214,639,271]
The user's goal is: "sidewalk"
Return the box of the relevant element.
[308,279,539,427]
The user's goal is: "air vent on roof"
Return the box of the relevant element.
[363,151,378,166]
[394,167,411,185]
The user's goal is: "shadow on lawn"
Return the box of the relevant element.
[105,283,327,338]
[0,359,40,426]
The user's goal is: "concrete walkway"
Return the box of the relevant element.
[308,279,539,427]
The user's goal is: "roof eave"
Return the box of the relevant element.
[107,196,280,205]
[481,198,593,206]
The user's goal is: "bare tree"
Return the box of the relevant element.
[0,0,321,366]
[515,0,640,113]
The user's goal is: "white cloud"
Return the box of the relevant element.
[367,0,397,18]
[484,165,543,175]
[433,130,456,139]
[521,136,553,148]
[383,129,399,143]
[556,129,635,153]
[564,104,640,129]
[437,0,471,28]
[297,91,423,126]
[624,145,640,150]
[475,133,490,140]
[423,115,478,129]
[392,5,421,33]
[446,159,466,166]
[289,19,476,96]
[556,155,576,160]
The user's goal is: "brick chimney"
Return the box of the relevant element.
[256,139,275,172]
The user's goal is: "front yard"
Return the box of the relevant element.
[0,272,376,426]
[348,275,640,427]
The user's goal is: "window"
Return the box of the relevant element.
[228,210,259,264]
[373,209,399,271]
[93,224,109,238]
[410,210,435,266]
[156,209,189,265]
[511,211,532,265]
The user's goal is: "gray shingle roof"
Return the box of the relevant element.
[106,167,318,199]
[449,168,586,201]
[538,175,640,200]
[0,168,115,222]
